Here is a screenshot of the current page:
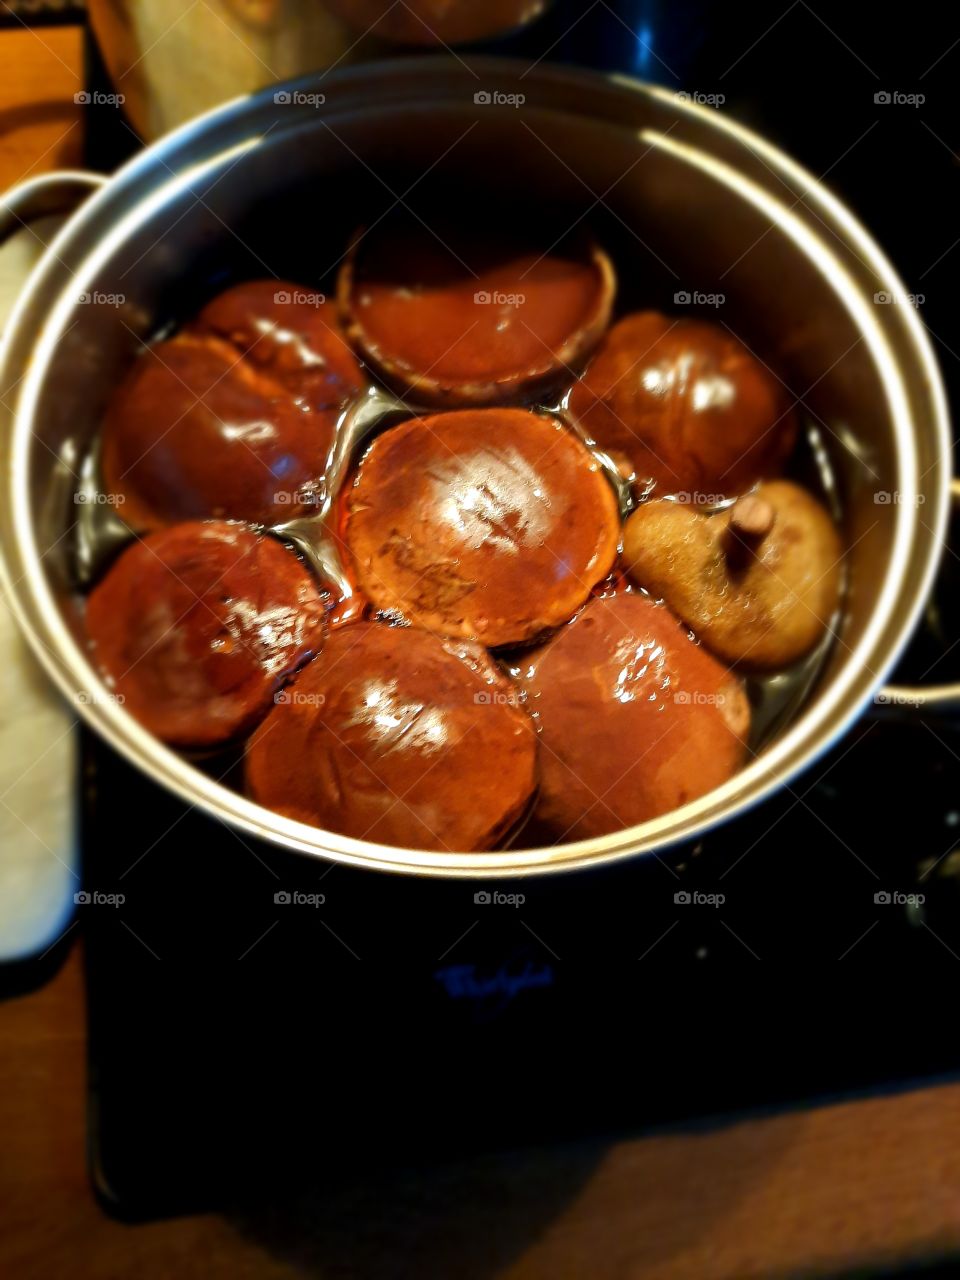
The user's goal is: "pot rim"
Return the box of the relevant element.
[0,57,950,878]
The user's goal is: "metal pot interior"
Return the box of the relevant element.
[1,60,948,875]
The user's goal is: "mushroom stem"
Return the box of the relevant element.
[724,494,775,567]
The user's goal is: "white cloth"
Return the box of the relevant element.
[0,214,79,960]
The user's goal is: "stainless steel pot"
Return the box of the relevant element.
[0,58,954,877]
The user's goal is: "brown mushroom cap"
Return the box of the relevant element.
[343,408,621,647]
[326,0,549,44]
[338,216,615,406]
[515,592,749,841]
[567,312,797,498]
[622,481,843,669]
[194,280,364,410]
[85,521,325,749]
[101,333,339,530]
[245,623,538,851]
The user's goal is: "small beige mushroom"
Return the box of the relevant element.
[622,481,843,669]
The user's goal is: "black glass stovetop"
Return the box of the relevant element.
[74,0,960,1221]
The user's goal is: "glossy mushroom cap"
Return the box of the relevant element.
[245,623,538,851]
[194,280,364,410]
[622,481,843,668]
[101,278,365,531]
[343,408,621,647]
[516,592,750,841]
[568,312,797,499]
[339,216,614,406]
[85,521,325,749]
[100,333,338,529]
[326,0,549,44]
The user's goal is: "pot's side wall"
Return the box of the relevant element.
[0,61,948,874]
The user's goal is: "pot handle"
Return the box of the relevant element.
[872,477,960,717]
[0,170,107,247]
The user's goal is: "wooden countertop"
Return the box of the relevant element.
[3,18,960,1280]
[2,944,960,1279]
[0,25,84,186]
